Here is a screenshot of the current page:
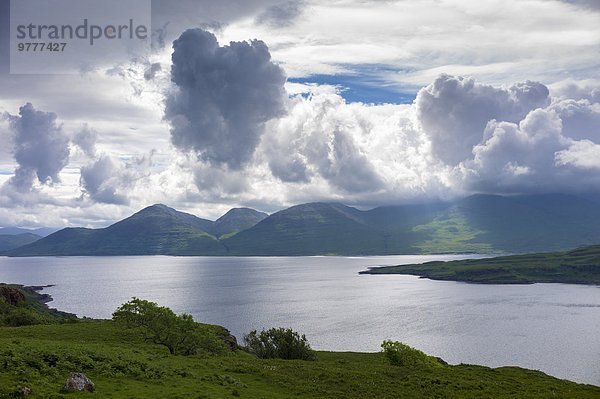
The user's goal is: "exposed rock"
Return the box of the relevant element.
[63,372,95,392]
[14,386,33,397]
[216,326,238,351]
[435,356,449,366]
[0,285,25,305]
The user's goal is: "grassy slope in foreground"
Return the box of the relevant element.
[1,321,599,398]
[1,285,598,398]
[361,244,600,284]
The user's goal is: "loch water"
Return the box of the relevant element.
[0,255,598,385]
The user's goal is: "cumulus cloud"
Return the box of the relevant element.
[3,103,70,191]
[80,156,130,205]
[548,98,600,140]
[263,89,384,193]
[263,75,600,201]
[551,80,600,103]
[555,140,600,169]
[3,68,600,228]
[165,28,287,169]
[416,74,550,165]
[72,124,98,158]
[458,109,569,193]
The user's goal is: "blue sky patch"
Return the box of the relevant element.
[288,72,416,105]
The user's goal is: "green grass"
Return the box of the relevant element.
[412,210,495,254]
[362,244,600,284]
[0,284,76,327]
[1,321,599,398]
[1,286,598,398]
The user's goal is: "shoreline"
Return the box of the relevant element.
[2,281,598,388]
[360,248,600,285]
[0,283,76,319]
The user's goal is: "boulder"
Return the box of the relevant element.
[63,372,95,392]
[14,386,32,397]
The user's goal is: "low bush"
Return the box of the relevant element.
[381,340,442,368]
[243,327,316,361]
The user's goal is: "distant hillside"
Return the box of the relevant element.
[8,205,226,256]
[447,194,600,253]
[225,194,600,256]
[0,233,41,252]
[0,227,59,237]
[7,194,600,256]
[225,203,387,255]
[361,244,600,285]
[212,208,268,238]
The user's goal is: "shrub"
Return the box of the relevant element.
[112,298,226,356]
[243,327,316,361]
[381,340,442,368]
[3,307,45,327]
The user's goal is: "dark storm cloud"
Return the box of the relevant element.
[3,103,70,191]
[416,74,550,165]
[165,28,287,169]
[255,1,305,28]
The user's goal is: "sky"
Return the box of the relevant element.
[0,0,599,228]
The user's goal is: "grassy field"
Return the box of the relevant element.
[1,320,600,399]
[1,284,599,398]
[361,244,600,284]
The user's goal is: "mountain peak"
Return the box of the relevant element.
[141,203,177,213]
[212,207,268,238]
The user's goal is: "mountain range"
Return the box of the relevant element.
[5,193,600,256]
[0,227,62,252]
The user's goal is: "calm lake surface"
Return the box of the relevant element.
[0,255,598,386]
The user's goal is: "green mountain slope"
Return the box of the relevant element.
[410,194,600,254]
[212,208,268,238]
[225,203,389,255]
[7,194,600,256]
[0,233,41,252]
[8,205,226,256]
[362,244,600,284]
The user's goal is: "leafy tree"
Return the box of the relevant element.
[112,298,226,355]
[381,340,442,368]
[243,327,316,360]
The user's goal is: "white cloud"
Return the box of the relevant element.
[416,74,550,165]
[1,0,599,227]
[458,109,569,193]
[556,140,600,169]
[548,98,600,140]
[221,0,600,87]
